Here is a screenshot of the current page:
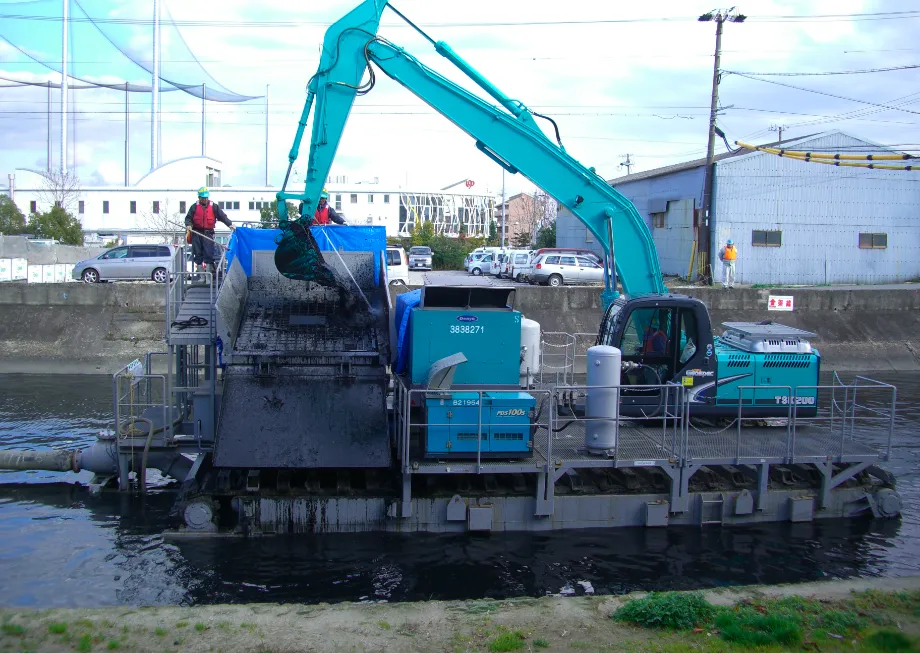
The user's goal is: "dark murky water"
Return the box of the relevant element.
[0,373,917,608]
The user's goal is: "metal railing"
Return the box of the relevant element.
[539,332,575,385]
[112,358,169,442]
[553,382,687,464]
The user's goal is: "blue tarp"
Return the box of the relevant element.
[226,225,387,284]
[394,288,422,372]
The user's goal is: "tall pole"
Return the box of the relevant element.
[151,0,160,171]
[699,16,722,285]
[61,0,68,174]
[125,82,130,187]
[201,83,206,157]
[265,84,270,186]
[47,81,52,172]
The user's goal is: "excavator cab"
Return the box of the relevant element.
[597,295,717,416]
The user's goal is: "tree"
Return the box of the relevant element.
[512,230,532,248]
[37,169,82,215]
[0,194,26,235]
[142,198,183,244]
[410,220,434,246]
[536,221,556,249]
[26,206,84,245]
[260,200,298,228]
[487,220,499,246]
[519,191,556,247]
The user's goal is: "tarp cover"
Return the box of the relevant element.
[226,226,386,284]
[394,288,422,372]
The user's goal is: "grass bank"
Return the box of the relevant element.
[1,577,919,653]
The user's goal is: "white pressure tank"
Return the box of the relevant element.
[585,345,621,453]
[520,318,541,383]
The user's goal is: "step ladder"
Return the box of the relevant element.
[700,493,725,526]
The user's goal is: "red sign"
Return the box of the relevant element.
[465,179,475,189]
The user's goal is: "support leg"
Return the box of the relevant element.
[400,472,412,518]
[676,463,700,514]
[535,471,553,517]
[757,462,769,510]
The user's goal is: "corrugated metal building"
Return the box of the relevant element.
[557,130,920,285]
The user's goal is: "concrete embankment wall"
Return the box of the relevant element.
[0,282,918,373]
[0,283,165,374]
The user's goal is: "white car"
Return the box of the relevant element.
[386,246,409,285]
[466,253,495,276]
[504,250,532,281]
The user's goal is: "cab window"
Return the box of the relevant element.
[101,247,129,260]
[386,249,402,265]
[621,308,673,356]
[678,309,699,364]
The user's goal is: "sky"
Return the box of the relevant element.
[1,0,919,197]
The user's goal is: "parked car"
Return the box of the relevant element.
[492,252,509,277]
[72,244,177,283]
[466,253,495,276]
[386,246,409,286]
[530,253,604,287]
[504,250,532,281]
[408,246,433,270]
[465,246,502,267]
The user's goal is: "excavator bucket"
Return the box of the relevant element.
[273,218,351,294]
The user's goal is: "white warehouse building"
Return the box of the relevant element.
[3,157,497,244]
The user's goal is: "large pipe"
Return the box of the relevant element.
[0,443,192,483]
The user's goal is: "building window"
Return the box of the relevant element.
[233,201,240,210]
[130,201,137,214]
[78,200,84,214]
[368,194,374,204]
[858,232,887,249]
[383,194,390,204]
[29,200,37,213]
[249,201,255,210]
[179,201,187,214]
[350,194,358,203]
[152,201,160,214]
[335,194,342,211]
[102,201,109,214]
[651,212,665,228]
[752,229,782,247]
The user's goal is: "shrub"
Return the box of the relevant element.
[614,592,715,631]
[863,629,914,653]
[488,631,526,652]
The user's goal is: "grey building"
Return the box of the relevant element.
[557,130,920,285]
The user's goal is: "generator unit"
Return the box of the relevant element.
[409,286,522,386]
[425,391,536,458]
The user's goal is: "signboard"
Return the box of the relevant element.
[12,258,27,280]
[0,259,10,282]
[768,295,794,311]
[27,266,42,283]
[42,265,55,283]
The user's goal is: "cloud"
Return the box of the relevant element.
[2,0,919,199]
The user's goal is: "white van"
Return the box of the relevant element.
[386,246,409,285]
[505,250,533,281]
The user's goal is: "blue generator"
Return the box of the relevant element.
[409,287,522,386]
[425,392,536,458]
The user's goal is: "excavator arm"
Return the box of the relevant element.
[276,0,666,300]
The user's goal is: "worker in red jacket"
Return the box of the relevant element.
[311,190,347,226]
[184,187,235,274]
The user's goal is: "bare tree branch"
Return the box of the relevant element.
[141,199,183,244]
[36,169,82,214]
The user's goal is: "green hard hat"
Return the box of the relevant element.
[320,189,329,199]
[197,187,210,198]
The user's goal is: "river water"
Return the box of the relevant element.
[0,373,917,608]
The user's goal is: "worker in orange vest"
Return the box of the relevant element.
[718,238,737,289]
[184,187,235,275]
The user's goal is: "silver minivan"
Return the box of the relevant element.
[530,253,604,286]
[72,244,176,283]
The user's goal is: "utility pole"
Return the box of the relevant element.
[619,154,634,176]
[769,124,787,144]
[124,82,130,187]
[61,0,68,174]
[265,84,270,186]
[201,83,207,157]
[47,81,52,172]
[698,7,745,285]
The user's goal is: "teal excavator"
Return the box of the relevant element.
[272,0,821,418]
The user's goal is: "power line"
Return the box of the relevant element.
[728,72,920,116]
[1,9,919,29]
[727,64,920,77]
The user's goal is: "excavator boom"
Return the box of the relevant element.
[276,1,665,299]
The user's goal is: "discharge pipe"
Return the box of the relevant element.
[0,439,192,484]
